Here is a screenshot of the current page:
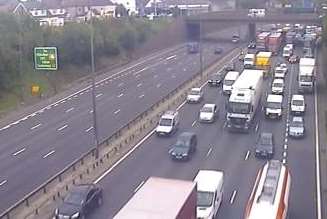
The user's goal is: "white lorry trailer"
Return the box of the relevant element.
[226,69,264,132]
[298,58,315,93]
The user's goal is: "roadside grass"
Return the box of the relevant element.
[0,92,19,114]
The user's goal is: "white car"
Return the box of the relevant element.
[272,79,285,94]
[199,104,218,123]
[187,88,203,103]
[156,111,179,136]
[290,94,305,115]
[289,116,305,138]
[274,66,287,79]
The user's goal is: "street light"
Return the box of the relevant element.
[199,17,204,79]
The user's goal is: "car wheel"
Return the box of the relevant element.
[97,195,103,206]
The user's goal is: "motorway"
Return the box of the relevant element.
[89,46,317,218]
[0,27,247,212]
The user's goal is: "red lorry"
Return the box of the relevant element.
[113,177,197,219]
[267,33,283,55]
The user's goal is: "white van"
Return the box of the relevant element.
[291,94,305,115]
[194,170,224,219]
[223,71,239,95]
[155,111,179,136]
[244,54,256,69]
[265,94,283,119]
[271,78,285,94]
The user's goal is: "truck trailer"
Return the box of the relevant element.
[113,177,197,219]
[226,69,264,132]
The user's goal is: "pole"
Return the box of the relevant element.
[199,20,204,79]
[18,12,24,102]
[90,8,100,159]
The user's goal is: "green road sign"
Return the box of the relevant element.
[34,47,58,70]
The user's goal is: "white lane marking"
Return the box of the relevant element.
[114,109,121,114]
[0,180,7,186]
[117,93,124,98]
[57,124,68,131]
[255,123,259,132]
[30,123,41,130]
[0,125,11,131]
[191,120,197,127]
[133,67,148,76]
[135,74,141,78]
[95,85,100,88]
[38,109,45,113]
[80,92,84,95]
[13,148,26,156]
[282,158,286,164]
[156,83,161,88]
[230,190,237,204]
[206,147,213,157]
[183,68,186,72]
[43,150,55,159]
[45,106,51,110]
[137,83,142,88]
[11,120,20,125]
[30,113,37,117]
[65,107,74,113]
[89,109,93,114]
[176,101,187,111]
[245,150,250,160]
[166,55,177,60]
[139,94,145,99]
[61,100,66,103]
[67,97,72,100]
[21,116,29,121]
[314,75,322,219]
[118,82,124,87]
[85,126,94,133]
[96,93,103,98]
[54,103,58,107]
[134,180,145,193]
[284,138,288,143]
[284,144,288,150]
[283,151,287,157]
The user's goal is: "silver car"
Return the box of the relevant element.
[289,116,305,138]
[199,104,218,123]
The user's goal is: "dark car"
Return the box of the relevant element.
[248,42,256,49]
[54,184,103,219]
[214,47,223,54]
[255,132,274,159]
[208,73,223,86]
[288,54,300,64]
[169,132,197,161]
[224,61,236,72]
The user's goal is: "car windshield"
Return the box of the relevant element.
[291,120,303,128]
[273,82,283,88]
[64,193,84,206]
[175,137,190,148]
[224,79,234,86]
[201,106,213,113]
[275,69,284,74]
[189,90,200,95]
[159,118,172,126]
[197,191,214,207]
[292,100,304,106]
[267,102,281,109]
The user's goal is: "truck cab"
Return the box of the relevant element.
[156,111,179,136]
[265,94,283,119]
[244,54,256,69]
[194,170,224,219]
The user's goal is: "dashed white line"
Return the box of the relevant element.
[139,94,145,99]
[118,82,124,87]
[85,126,94,133]
[244,150,250,160]
[43,150,55,159]
[68,97,72,100]
[54,103,58,107]
[45,106,51,110]
[230,190,237,204]
[96,93,103,98]
[13,148,26,156]
[191,120,197,127]
[31,123,41,130]
[89,109,93,114]
[283,151,287,157]
[255,123,259,132]
[284,144,288,150]
[30,113,37,117]
[65,107,74,113]
[134,180,145,193]
[284,138,288,143]
[133,67,148,76]
[206,147,213,157]
[166,55,177,60]
[117,93,124,98]
[0,180,7,186]
[57,124,68,131]
[95,85,100,88]
[282,158,286,164]
[114,109,121,114]
[137,83,142,88]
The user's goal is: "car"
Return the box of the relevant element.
[247,41,256,49]
[271,78,285,94]
[208,73,223,87]
[199,103,218,123]
[54,184,103,219]
[279,63,288,72]
[224,61,236,72]
[156,111,179,136]
[187,87,203,103]
[290,94,305,115]
[289,116,305,138]
[255,132,275,159]
[288,54,300,64]
[274,66,287,78]
[168,132,197,161]
[214,47,223,54]
[232,34,240,43]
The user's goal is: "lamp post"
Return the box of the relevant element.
[199,19,204,79]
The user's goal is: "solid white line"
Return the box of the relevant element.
[65,107,74,113]
[230,190,237,204]
[314,78,322,219]
[139,94,145,99]
[117,93,124,98]
[206,147,213,157]
[137,83,142,88]
[0,125,11,131]
[13,148,26,156]
[114,109,121,114]
[57,124,68,131]
[176,101,187,111]
[85,126,94,133]
[191,120,197,127]
[30,123,41,130]
[166,55,176,60]
[245,150,250,160]
[30,113,37,117]
[11,120,20,125]
[96,93,103,98]
[118,82,124,87]
[134,180,145,193]
[43,150,55,159]
[0,180,7,186]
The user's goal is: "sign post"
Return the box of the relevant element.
[34,47,58,71]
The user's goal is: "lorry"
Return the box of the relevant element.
[244,53,256,69]
[256,32,270,51]
[256,52,272,77]
[265,94,283,119]
[298,58,315,93]
[267,32,283,55]
[113,177,197,219]
[226,69,264,132]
